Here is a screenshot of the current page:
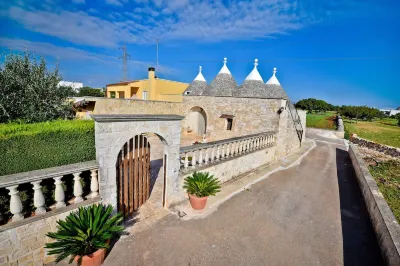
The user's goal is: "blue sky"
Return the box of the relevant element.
[0,0,399,108]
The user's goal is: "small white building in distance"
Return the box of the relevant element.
[380,108,400,116]
[58,81,83,91]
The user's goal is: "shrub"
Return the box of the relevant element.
[183,171,221,198]
[0,120,95,175]
[45,204,124,265]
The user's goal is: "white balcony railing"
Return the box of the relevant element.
[0,161,99,225]
[180,131,277,172]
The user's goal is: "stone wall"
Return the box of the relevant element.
[0,200,99,266]
[349,144,400,266]
[178,145,276,201]
[92,96,282,141]
[351,134,400,158]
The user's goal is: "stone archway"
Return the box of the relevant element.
[92,114,185,210]
[187,106,207,137]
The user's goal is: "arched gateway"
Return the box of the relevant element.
[92,114,184,218]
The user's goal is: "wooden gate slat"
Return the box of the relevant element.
[134,136,139,211]
[146,143,151,200]
[142,137,147,203]
[128,138,134,216]
[123,143,129,218]
[138,135,143,206]
[117,151,123,213]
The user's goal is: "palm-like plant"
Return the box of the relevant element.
[183,171,221,198]
[45,204,124,265]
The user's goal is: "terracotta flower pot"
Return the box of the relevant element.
[74,247,107,266]
[188,194,208,210]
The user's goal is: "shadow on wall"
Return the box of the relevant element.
[335,148,383,265]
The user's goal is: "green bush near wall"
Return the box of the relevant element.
[0,120,95,176]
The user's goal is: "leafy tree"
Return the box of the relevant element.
[339,105,383,122]
[0,52,74,123]
[295,98,335,113]
[76,86,105,97]
[395,113,400,126]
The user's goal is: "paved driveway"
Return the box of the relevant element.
[105,136,383,266]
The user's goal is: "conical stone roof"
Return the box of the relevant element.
[202,58,237,97]
[183,66,210,96]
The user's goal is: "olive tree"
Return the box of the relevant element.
[0,52,75,123]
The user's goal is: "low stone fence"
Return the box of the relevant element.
[349,144,400,266]
[351,134,400,158]
[0,161,100,265]
[179,131,277,183]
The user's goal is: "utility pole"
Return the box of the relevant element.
[118,44,130,81]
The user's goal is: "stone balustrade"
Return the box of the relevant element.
[180,131,277,171]
[0,161,99,225]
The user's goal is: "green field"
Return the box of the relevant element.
[344,118,400,148]
[369,160,400,222]
[306,112,337,130]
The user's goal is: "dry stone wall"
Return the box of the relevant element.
[351,134,400,158]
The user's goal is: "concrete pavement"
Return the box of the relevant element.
[104,135,383,266]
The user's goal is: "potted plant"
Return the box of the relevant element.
[183,171,221,210]
[45,204,124,266]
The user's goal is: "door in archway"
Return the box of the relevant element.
[188,107,207,136]
[116,134,151,218]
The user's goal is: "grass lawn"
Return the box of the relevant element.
[344,118,400,148]
[306,111,337,130]
[369,160,400,222]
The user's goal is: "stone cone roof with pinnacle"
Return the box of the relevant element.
[234,59,270,98]
[264,68,288,99]
[202,57,237,97]
[183,66,210,96]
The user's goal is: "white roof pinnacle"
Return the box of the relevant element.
[245,59,263,81]
[194,66,206,82]
[218,57,231,75]
[266,67,281,85]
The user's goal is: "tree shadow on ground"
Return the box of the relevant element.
[335,148,383,266]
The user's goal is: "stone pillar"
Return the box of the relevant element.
[7,185,23,222]
[89,169,99,198]
[73,172,83,203]
[54,176,66,208]
[31,181,46,215]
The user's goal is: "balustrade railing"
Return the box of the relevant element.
[0,161,99,225]
[180,131,276,171]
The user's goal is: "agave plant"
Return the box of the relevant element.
[183,171,221,198]
[45,204,124,265]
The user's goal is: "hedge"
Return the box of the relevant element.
[0,120,95,176]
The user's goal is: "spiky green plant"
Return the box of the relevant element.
[183,171,221,198]
[45,204,124,265]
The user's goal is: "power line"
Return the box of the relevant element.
[118,44,130,81]
[174,56,400,63]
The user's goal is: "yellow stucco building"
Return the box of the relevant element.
[106,67,189,102]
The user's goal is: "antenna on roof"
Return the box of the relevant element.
[118,44,130,81]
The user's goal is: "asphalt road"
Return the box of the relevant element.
[105,136,383,266]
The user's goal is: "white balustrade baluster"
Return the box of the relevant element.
[211,146,215,163]
[249,139,253,150]
[199,149,203,165]
[216,145,220,161]
[204,147,209,164]
[184,153,189,169]
[89,169,99,198]
[54,176,66,208]
[262,136,266,147]
[191,152,197,169]
[7,185,23,222]
[255,138,259,149]
[31,181,46,215]
[73,172,84,203]
[239,141,243,154]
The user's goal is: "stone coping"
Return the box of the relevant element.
[0,160,98,188]
[180,131,277,153]
[91,114,185,122]
[349,144,400,266]
[0,196,100,232]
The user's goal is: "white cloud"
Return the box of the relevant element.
[3,0,365,47]
[105,0,122,6]
[7,6,135,47]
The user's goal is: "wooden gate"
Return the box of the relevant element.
[116,135,151,218]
